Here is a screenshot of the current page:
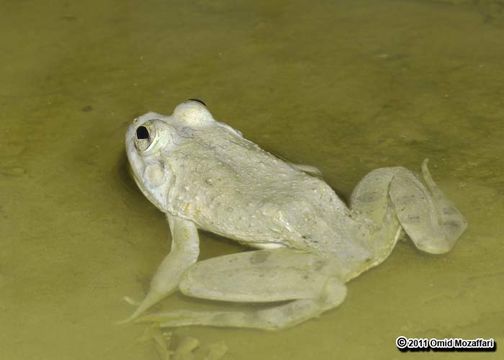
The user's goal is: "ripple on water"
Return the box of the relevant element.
[0,166,26,177]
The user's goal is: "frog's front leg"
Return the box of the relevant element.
[124,214,200,322]
[137,248,347,330]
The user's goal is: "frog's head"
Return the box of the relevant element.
[125,99,215,211]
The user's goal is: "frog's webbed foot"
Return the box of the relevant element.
[351,159,467,262]
[135,249,347,330]
[120,214,200,323]
[389,159,467,254]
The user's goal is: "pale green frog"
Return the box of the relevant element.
[124,100,467,330]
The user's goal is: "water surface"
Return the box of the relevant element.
[1,0,503,359]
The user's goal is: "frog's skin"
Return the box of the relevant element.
[124,100,467,330]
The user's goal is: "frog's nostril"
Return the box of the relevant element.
[188,98,206,106]
[136,126,150,140]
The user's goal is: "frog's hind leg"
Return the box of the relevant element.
[120,214,200,323]
[350,159,467,262]
[136,248,347,330]
[349,167,404,273]
[389,159,467,254]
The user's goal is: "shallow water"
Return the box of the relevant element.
[1,0,503,359]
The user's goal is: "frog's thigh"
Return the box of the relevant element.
[140,249,346,330]
[389,160,467,254]
[180,248,344,302]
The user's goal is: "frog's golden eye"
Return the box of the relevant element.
[135,125,152,151]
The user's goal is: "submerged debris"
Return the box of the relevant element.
[139,326,228,360]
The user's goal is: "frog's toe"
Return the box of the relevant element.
[287,162,323,177]
[118,290,169,324]
[420,159,468,243]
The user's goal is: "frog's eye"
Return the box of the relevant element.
[136,126,149,140]
[135,125,153,152]
[187,98,206,106]
[173,100,214,127]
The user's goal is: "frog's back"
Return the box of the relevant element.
[165,124,358,251]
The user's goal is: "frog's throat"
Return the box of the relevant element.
[128,164,166,213]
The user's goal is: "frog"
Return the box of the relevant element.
[123,99,467,330]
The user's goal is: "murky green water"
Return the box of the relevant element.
[1,0,503,359]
